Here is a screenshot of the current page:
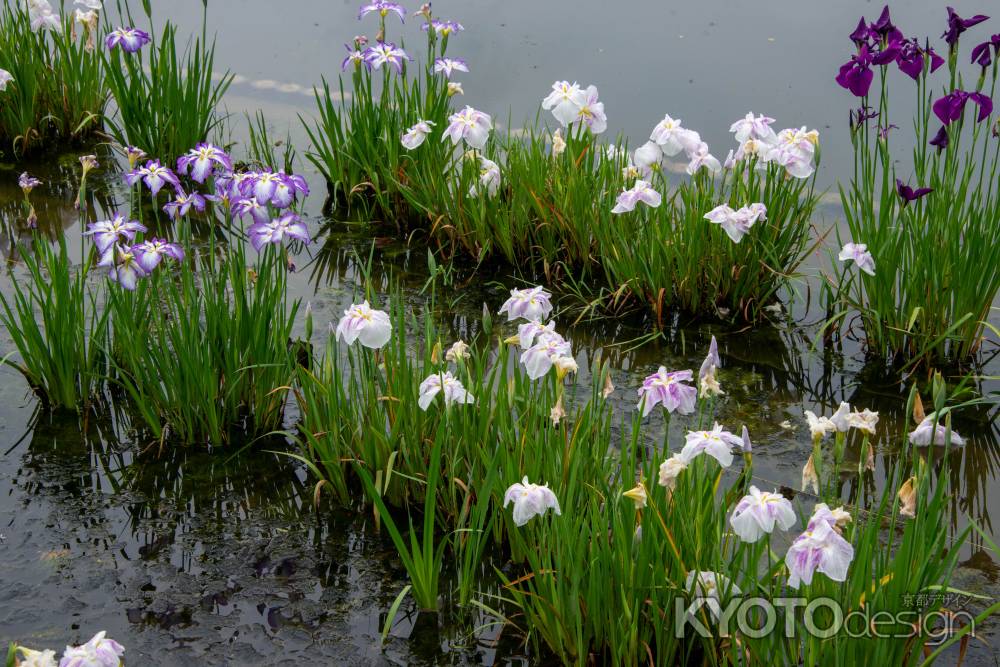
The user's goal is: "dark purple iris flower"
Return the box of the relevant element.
[970,34,1000,69]
[836,44,875,97]
[929,126,950,151]
[942,7,989,48]
[849,105,880,129]
[893,38,944,80]
[896,179,933,206]
[850,17,873,47]
[933,90,994,124]
[879,124,899,139]
[870,6,904,43]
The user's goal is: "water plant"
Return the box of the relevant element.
[0,1,106,156]
[306,4,821,322]
[832,4,1000,363]
[291,283,994,664]
[102,4,232,163]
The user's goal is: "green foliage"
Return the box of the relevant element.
[0,5,106,156]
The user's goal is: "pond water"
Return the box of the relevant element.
[1,0,999,664]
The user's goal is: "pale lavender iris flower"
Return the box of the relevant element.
[729,112,778,144]
[358,1,405,22]
[433,57,468,78]
[785,505,855,589]
[498,285,553,322]
[442,106,492,149]
[680,424,743,468]
[611,180,661,214]
[730,486,797,543]
[364,41,410,73]
[573,85,607,135]
[422,19,464,36]
[541,81,586,127]
[908,416,965,447]
[0,69,13,91]
[234,197,271,226]
[637,368,696,417]
[503,477,561,526]
[401,120,435,149]
[704,202,766,243]
[520,335,573,380]
[334,301,392,349]
[108,245,147,291]
[59,630,125,667]
[417,371,475,410]
[838,242,876,276]
[248,212,311,251]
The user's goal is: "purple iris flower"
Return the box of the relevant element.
[125,160,181,196]
[942,7,989,48]
[849,105,879,130]
[422,19,464,36]
[105,27,152,53]
[18,172,42,193]
[176,143,233,183]
[270,172,310,209]
[836,44,874,97]
[163,190,207,220]
[870,5,903,43]
[132,239,185,272]
[358,1,405,22]
[84,214,147,260]
[970,34,1000,69]
[929,125,950,151]
[234,197,271,226]
[363,41,410,73]
[933,90,994,124]
[895,179,933,206]
[849,17,873,47]
[342,44,368,71]
[248,212,311,252]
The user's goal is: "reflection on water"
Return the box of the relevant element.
[0,109,998,662]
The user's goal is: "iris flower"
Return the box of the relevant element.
[632,141,664,176]
[611,180,661,214]
[686,142,722,175]
[342,44,367,71]
[364,42,410,73]
[573,85,607,135]
[729,112,777,144]
[836,44,874,97]
[698,336,722,397]
[84,214,147,258]
[942,6,989,48]
[703,202,766,243]
[503,477,561,526]
[514,320,558,349]
[650,114,699,156]
[520,335,573,380]
[234,197,270,226]
[0,69,12,91]
[908,416,965,447]
[895,179,932,206]
[126,160,180,196]
[785,505,855,588]
[657,453,688,490]
[804,410,836,444]
[60,631,125,667]
[28,1,61,33]
[105,27,151,53]
[468,155,501,198]
[108,246,147,290]
[541,81,586,127]
[335,301,392,349]
[838,242,875,276]
[499,285,553,322]
[730,486,797,543]
[125,146,146,170]
[132,238,184,272]
[248,212,311,251]
[929,125,950,151]
[19,172,42,194]
[163,190,207,220]
[176,143,233,183]
[401,120,435,149]
[680,424,743,468]
[423,19,464,36]
[433,57,468,78]
[417,371,475,410]
[442,106,492,149]
[358,1,405,22]
[637,368,696,417]
[933,90,993,124]
[970,35,1000,69]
